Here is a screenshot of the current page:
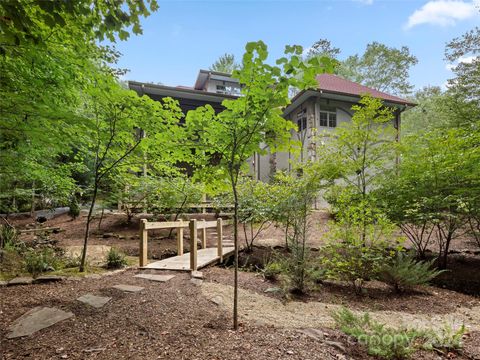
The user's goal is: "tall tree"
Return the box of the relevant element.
[338,42,418,96]
[445,26,480,122]
[78,78,183,272]
[305,38,341,59]
[209,53,239,73]
[187,42,335,329]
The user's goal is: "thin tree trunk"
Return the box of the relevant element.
[80,182,98,272]
[231,171,239,331]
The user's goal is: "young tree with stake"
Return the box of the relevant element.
[186,41,335,329]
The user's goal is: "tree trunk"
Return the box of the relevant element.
[231,172,239,331]
[80,182,98,272]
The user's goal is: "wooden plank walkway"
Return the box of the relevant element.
[142,247,235,271]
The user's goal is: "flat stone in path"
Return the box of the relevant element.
[7,307,74,339]
[8,277,34,286]
[133,274,175,282]
[112,284,144,293]
[77,294,111,308]
[33,275,64,283]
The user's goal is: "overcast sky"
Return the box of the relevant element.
[110,0,480,93]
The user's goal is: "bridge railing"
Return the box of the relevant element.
[139,218,225,270]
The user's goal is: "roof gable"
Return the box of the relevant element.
[315,74,415,106]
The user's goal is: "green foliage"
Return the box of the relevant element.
[0,0,158,47]
[445,27,480,114]
[380,253,445,293]
[262,260,283,281]
[378,128,480,268]
[321,205,399,293]
[105,247,128,269]
[0,224,18,249]
[68,197,80,220]
[422,324,466,352]
[337,42,418,96]
[209,53,240,74]
[332,308,420,359]
[266,167,325,293]
[24,248,60,278]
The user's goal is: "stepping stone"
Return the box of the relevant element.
[112,284,144,293]
[134,274,175,282]
[7,307,74,339]
[34,275,64,284]
[77,294,111,308]
[0,280,8,286]
[8,277,33,286]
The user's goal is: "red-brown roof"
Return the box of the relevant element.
[316,74,415,106]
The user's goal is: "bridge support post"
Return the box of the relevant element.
[217,218,223,262]
[139,219,148,267]
[177,220,184,256]
[200,220,207,249]
[189,219,197,271]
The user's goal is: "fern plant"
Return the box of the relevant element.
[380,253,445,293]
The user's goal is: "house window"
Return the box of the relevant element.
[216,85,226,94]
[319,110,337,128]
[296,109,307,131]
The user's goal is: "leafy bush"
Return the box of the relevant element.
[332,307,420,359]
[422,323,466,352]
[332,308,467,359]
[105,247,128,269]
[320,205,400,293]
[68,197,80,220]
[262,260,282,281]
[0,224,18,249]
[24,248,60,277]
[380,253,445,293]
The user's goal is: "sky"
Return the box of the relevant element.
[111,0,480,93]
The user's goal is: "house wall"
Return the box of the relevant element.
[205,79,241,95]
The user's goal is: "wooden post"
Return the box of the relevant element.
[189,219,197,271]
[177,220,184,256]
[139,219,148,267]
[201,220,207,249]
[217,218,223,262]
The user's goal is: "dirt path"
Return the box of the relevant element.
[201,282,480,333]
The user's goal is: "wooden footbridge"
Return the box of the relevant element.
[139,218,234,271]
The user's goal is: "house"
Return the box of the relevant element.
[129,70,415,181]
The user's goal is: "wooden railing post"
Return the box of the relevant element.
[201,219,207,249]
[189,219,197,271]
[139,219,148,267]
[217,218,223,262]
[177,220,184,256]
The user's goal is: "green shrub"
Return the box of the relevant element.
[332,307,420,359]
[0,224,18,249]
[105,247,127,269]
[68,197,80,220]
[380,253,445,293]
[262,260,282,280]
[321,242,390,293]
[422,323,466,352]
[24,248,60,277]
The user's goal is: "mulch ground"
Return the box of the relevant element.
[1,268,480,359]
[1,269,369,360]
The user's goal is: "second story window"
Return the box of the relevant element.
[216,85,226,94]
[319,110,337,128]
[296,109,307,131]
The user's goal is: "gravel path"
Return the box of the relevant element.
[201,282,480,332]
